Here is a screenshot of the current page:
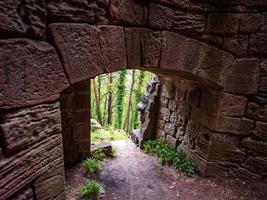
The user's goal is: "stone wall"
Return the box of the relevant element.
[60,80,91,166]
[0,0,266,199]
[156,78,266,180]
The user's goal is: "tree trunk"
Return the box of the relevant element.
[93,78,103,125]
[124,70,135,132]
[107,73,113,125]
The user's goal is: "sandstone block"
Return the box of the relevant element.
[240,13,261,33]
[0,39,69,109]
[47,0,109,24]
[50,24,126,83]
[222,35,249,56]
[223,58,260,95]
[207,14,240,34]
[110,0,147,25]
[0,0,46,38]
[246,101,267,123]
[249,33,267,55]
[148,3,173,30]
[219,93,247,117]
[0,134,64,199]
[0,102,61,154]
[253,121,267,141]
[173,11,205,33]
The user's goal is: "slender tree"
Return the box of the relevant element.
[107,73,113,125]
[131,70,145,129]
[124,70,136,132]
[115,70,127,129]
[92,78,103,125]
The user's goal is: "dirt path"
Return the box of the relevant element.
[66,140,267,200]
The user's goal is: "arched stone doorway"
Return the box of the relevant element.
[0,0,266,199]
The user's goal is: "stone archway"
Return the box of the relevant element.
[0,0,266,199]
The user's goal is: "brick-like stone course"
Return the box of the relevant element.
[0,0,267,199]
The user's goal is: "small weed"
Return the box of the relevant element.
[83,159,102,174]
[91,149,106,161]
[111,147,118,157]
[78,180,102,199]
[144,139,197,176]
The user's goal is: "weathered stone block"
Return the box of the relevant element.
[110,0,147,25]
[249,33,267,55]
[34,162,65,200]
[159,107,170,121]
[222,35,249,56]
[173,11,205,33]
[198,45,234,85]
[0,39,69,109]
[244,157,267,176]
[148,3,173,30]
[0,0,46,38]
[219,93,247,117]
[125,28,141,69]
[0,102,61,154]
[209,133,245,163]
[0,134,64,199]
[10,187,34,200]
[164,123,176,136]
[207,14,240,34]
[50,24,127,83]
[166,134,177,148]
[240,13,261,33]
[240,0,267,6]
[223,58,260,95]
[151,0,190,9]
[241,137,267,155]
[140,29,162,68]
[253,121,267,141]
[47,0,109,24]
[246,101,267,123]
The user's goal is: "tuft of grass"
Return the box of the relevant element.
[144,139,197,176]
[83,159,102,174]
[78,180,102,199]
[91,149,106,161]
[111,147,118,157]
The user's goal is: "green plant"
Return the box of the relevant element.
[91,149,106,161]
[111,147,118,157]
[78,180,102,199]
[83,159,102,174]
[143,139,197,176]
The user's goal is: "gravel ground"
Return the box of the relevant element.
[65,140,267,200]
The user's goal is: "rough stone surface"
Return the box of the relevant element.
[47,0,109,24]
[0,102,61,154]
[223,58,260,95]
[0,134,63,199]
[0,39,69,109]
[50,24,126,83]
[207,14,240,34]
[1,1,267,199]
[0,0,47,38]
[110,0,147,25]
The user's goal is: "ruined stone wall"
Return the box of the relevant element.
[0,0,266,199]
[157,78,267,180]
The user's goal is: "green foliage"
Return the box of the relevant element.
[91,128,129,143]
[132,71,145,129]
[91,70,155,131]
[115,70,127,129]
[111,147,118,157]
[78,180,102,199]
[91,149,106,161]
[144,139,197,176]
[83,159,102,174]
